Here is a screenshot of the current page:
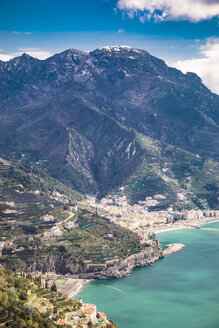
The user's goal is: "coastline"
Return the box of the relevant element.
[57,218,219,298]
[56,278,91,298]
[150,217,219,235]
[163,243,185,256]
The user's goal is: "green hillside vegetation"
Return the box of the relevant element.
[0,265,117,328]
[0,206,141,274]
[0,158,82,201]
[120,133,219,210]
[0,265,57,328]
[0,158,142,275]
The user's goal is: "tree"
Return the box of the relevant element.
[148,232,156,240]
[19,319,26,328]
[51,283,57,292]
[19,291,28,301]
[0,292,8,308]
[26,273,32,280]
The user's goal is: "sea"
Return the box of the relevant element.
[77,222,219,328]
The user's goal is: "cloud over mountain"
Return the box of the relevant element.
[0,48,52,61]
[117,0,219,21]
[173,38,219,94]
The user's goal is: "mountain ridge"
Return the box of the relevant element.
[0,45,218,209]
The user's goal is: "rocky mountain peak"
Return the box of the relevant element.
[94,45,143,52]
[9,52,37,64]
[90,45,147,57]
[2,52,38,75]
[49,48,88,63]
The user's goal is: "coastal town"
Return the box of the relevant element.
[0,157,218,328]
[84,194,219,242]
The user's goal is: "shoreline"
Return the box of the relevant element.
[150,217,219,235]
[163,243,185,256]
[57,218,219,298]
[56,278,91,299]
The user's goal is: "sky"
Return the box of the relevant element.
[0,0,219,93]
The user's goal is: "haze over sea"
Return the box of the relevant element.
[78,223,219,328]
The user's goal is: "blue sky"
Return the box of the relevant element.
[0,0,219,92]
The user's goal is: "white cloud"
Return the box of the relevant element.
[18,48,52,59]
[0,48,52,61]
[172,38,219,94]
[0,54,13,61]
[12,31,32,35]
[118,28,125,33]
[117,0,219,21]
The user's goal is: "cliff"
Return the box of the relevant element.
[71,240,163,279]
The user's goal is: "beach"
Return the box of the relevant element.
[56,216,219,298]
[57,278,91,298]
[77,222,219,328]
[149,216,219,235]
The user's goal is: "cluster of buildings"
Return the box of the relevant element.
[18,270,113,327]
[64,300,108,328]
[52,300,108,327]
[85,194,219,242]
[42,210,77,237]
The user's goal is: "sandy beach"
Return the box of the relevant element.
[150,217,219,235]
[57,278,91,298]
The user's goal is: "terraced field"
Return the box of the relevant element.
[0,158,143,275]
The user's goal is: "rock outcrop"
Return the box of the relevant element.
[163,243,185,256]
[74,241,163,279]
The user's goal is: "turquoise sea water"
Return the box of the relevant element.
[78,223,219,328]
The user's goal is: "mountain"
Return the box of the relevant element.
[0,46,218,209]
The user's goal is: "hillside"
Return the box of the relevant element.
[123,133,219,210]
[0,265,57,328]
[0,264,117,327]
[0,46,218,209]
[0,158,162,277]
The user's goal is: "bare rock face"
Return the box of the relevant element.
[93,250,163,280]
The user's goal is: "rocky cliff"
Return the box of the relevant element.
[29,240,163,280]
[82,241,163,279]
